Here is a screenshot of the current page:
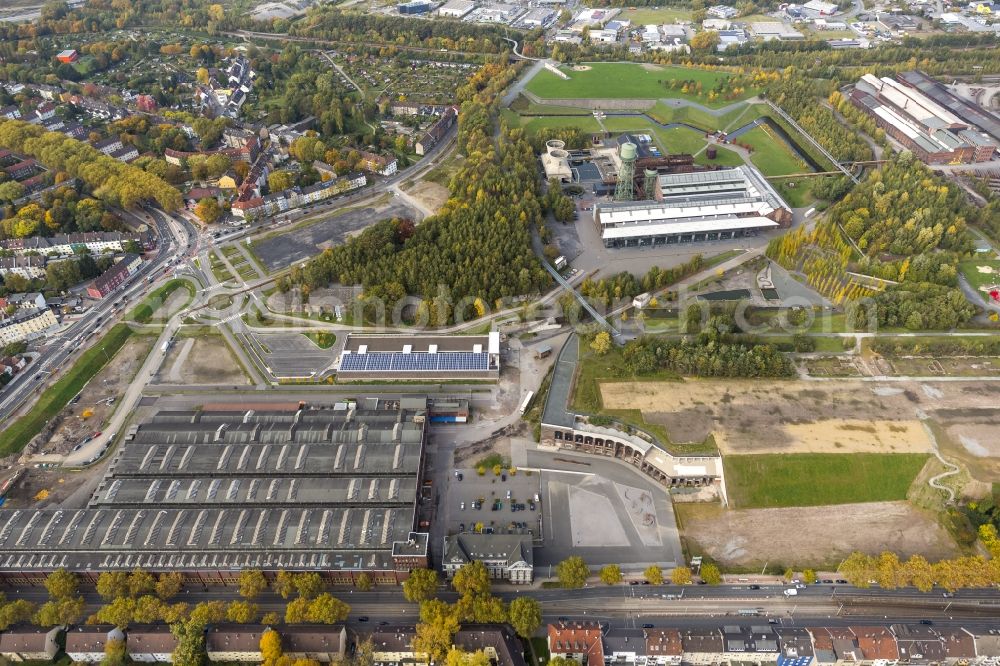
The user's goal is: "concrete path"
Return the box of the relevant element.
[167,338,194,383]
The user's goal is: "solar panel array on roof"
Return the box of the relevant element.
[340,351,490,373]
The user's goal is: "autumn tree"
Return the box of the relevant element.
[227,600,260,624]
[600,565,622,585]
[403,568,439,603]
[44,568,79,600]
[239,569,269,600]
[690,30,720,51]
[452,561,491,597]
[508,597,542,639]
[700,564,722,585]
[590,331,612,355]
[644,565,663,585]
[195,197,222,225]
[97,571,131,601]
[261,629,283,664]
[445,648,492,666]
[155,572,184,600]
[556,556,589,589]
[414,600,460,663]
[671,567,693,585]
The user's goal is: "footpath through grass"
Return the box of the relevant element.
[0,324,135,456]
[130,278,195,323]
[723,453,930,508]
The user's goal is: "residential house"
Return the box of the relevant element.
[5,293,47,310]
[87,254,142,298]
[370,625,525,666]
[548,622,605,666]
[0,308,58,344]
[57,49,79,63]
[890,625,947,663]
[358,150,399,176]
[604,629,646,664]
[934,627,977,662]
[415,107,457,155]
[677,628,725,665]
[217,171,241,190]
[0,355,28,375]
[645,629,684,666]
[0,105,21,120]
[93,135,125,156]
[0,255,47,279]
[0,626,61,662]
[65,626,120,663]
[205,625,264,663]
[185,187,224,209]
[34,102,56,121]
[442,533,533,584]
[5,159,37,180]
[851,626,900,662]
[774,627,814,666]
[110,144,140,163]
[126,626,177,663]
[281,625,348,663]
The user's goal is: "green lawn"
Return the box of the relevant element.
[303,331,337,349]
[618,7,693,23]
[519,114,602,136]
[959,260,1000,303]
[740,125,809,177]
[129,278,195,323]
[527,63,751,107]
[0,325,135,456]
[723,453,930,508]
[598,117,744,167]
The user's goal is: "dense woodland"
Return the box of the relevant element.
[0,120,181,211]
[287,57,550,324]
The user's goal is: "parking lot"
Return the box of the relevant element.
[446,468,543,541]
[251,200,420,271]
[249,331,344,378]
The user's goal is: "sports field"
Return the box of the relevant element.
[723,453,930,508]
[526,63,751,106]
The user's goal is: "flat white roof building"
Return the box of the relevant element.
[438,0,475,18]
[804,0,838,14]
[594,165,791,248]
[750,21,805,39]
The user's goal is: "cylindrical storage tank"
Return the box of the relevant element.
[620,142,637,161]
[546,139,566,154]
[706,146,718,160]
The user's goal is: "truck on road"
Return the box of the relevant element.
[161,340,170,353]
[783,589,798,597]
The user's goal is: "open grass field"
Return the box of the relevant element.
[741,125,809,177]
[517,113,602,136]
[598,117,744,166]
[723,453,930,508]
[617,7,694,24]
[0,324,135,456]
[959,260,1000,303]
[526,63,750,107]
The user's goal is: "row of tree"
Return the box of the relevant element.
[0,186,120,239]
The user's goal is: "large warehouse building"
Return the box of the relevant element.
[0,400,431,586]
[851,73,999,164]
[337,333,501,381]
[594,165,792,248]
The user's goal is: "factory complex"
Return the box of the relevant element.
[851,71,1000,164]
[0,400,432,586]
[595,164,792,248]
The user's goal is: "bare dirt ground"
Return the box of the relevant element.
[404,181,449,214]
[600,379,1000,455]
[677,500,961,567]
[39,336,154,458]
[160,336,249,385]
